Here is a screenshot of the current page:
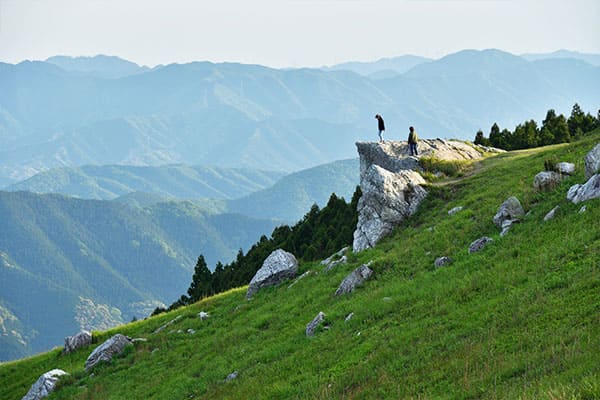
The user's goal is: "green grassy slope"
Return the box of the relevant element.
[1,133,599,399]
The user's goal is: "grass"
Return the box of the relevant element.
[1,132,599,399]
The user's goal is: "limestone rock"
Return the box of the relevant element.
[345,312,354,322]
[288,270,312,289]
[85,334,132,371]
[63,330,92,354]
[335,264,373,296]
[493,196,525,229]
[246,249,298,299]
[534,171,562,191]
[448,206,464,216]
[469,237,493,253]
[198,311,209,320]
[544,206,560,221]
[434,256,453,268]
[353,165,427,251]
[321,247,348,271]
[21,369,69,400]
[306,311,326,337]
[567,174,600,204]
[579,205,587,213]
[226,371,238,382]
[585,143,600,179]
[556,162,575,175]
[154,315,182,334]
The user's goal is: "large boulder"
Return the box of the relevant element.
[21,369,69,400]
[585,144,600,179]
[353,165,427,251]
[246,249,298,299]
[85,334,132,371]
[492,196,525,229]
[567,174,600,204]
[335,264,373,296]
[63,330,92,354]
[533,171,562,191]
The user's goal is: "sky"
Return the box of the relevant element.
[0,0,599,68]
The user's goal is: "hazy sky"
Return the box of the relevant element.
[1,0,599,67]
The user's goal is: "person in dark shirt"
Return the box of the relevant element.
[408,126,419,156]
[375,114,385,142]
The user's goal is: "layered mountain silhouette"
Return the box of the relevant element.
[1,49,599,186]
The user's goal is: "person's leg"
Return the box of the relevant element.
[379,130,383,142]
[415,143,418,156]
[409,143,414,155]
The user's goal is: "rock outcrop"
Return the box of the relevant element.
[353,140,485,252]
[246,249,298,299]
[335,264,373,296]
[85,334,132,371]
[22,369,68,400]
[353,166,427,252]
[585,144,600,179]
[434,256,453,268]
[567,174,600,204]
[63,330,92,354]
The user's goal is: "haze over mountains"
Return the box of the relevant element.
[1,48,599,186]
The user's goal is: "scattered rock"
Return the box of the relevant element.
[556,162,575,175]
[288,270,313,289]
[500,219,516,237]
[335,264,374,296]
[382,297,393,302]
[567,174,600,204]
[225,371,238,382]
[324,256,347,272]
[353,165,427,252]
[306,311,326,337]
[344,312,354,322]
[585,143,600,179]
[434,256,453,268]
[468,237,493,254]
[85,334,133,371]
[534,171,563,191]
[21,369,69,400]
[131,337,147,343]
[246,249,298,299]
[153,315,182,334]
[448,206,464,216]
[493,196,525,230]
[63,330,92,354]
[177,329,183,334]
[544,206,560,221]
[198,311,209,320]
[187,329,196,334]
[579,205,587,213]
[321,247,348,266]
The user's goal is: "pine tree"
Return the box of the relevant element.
[187,255,212,302]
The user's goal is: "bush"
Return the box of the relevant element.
[418,157,469,179]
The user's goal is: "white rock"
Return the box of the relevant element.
[579,205,587,213]
[63,330,92,354]
[448,206,464,216]
[493,197,525,229]
[306,311,326,337]
[85,334,132,371]
[198,311,209,320]
[585,143,600,179]
[556,162,575,175]
[344,312,354,322]
[534,171,562,191]
[544,206,560,221]
[21,369,68,400]
[469,237,493,253]
[335,264,373,296]
[246,249,298,299]
[568,174,600,204]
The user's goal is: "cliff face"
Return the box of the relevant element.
[353,139,484,252]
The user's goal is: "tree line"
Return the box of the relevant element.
[474,103,599,150]
[153,188,361,314]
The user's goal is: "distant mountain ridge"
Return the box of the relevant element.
[45,55,151,78]
[521,49,600,66]
[1,49,599,187]
[0,191,279,361]
[5,164,284,200]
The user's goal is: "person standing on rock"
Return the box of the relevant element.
[375,114,385,142]
[408,126,419,156]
